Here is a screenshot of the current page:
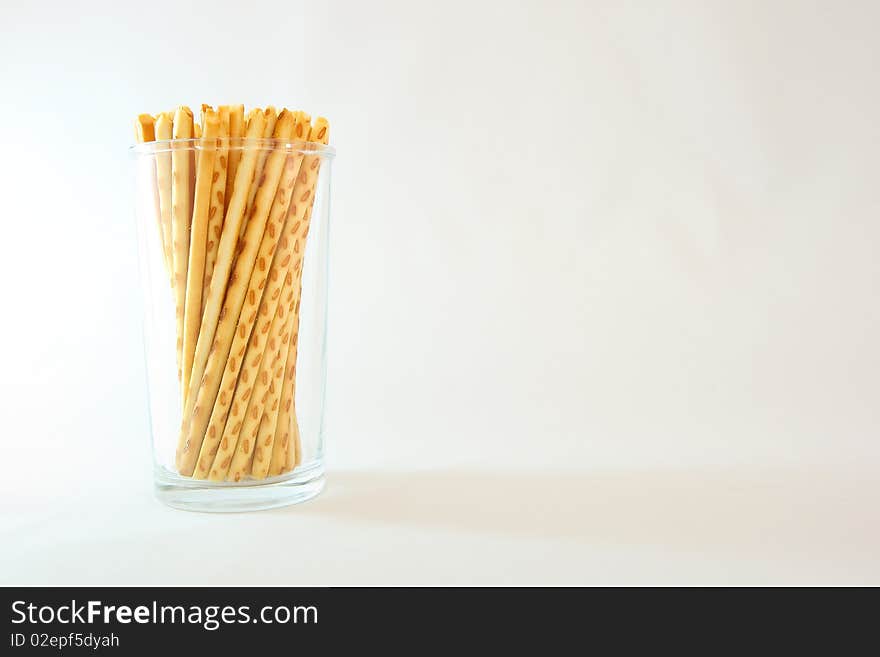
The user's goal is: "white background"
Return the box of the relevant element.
[1,0,878,584]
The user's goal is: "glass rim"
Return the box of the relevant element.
[130,137,336,158]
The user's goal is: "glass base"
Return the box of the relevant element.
[154,460,325,512]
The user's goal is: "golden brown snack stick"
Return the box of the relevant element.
[154,112,174,278]
[252,275,299,479]
[291,120,330,472]
[223,278,298,481]
[181,107,220,401]
[289,416,302,469]
[191,139,307,478]
[191,117,200,215]
[202,106,230,316]
[292,110,311,142]
[255,413,276,474]
[193,114,202,172]
[135,114,155,142]
[269,117,329,475]
[267,274,302,476]
[241,106,277,239]
[176,109,294,475]
[134,114,166,279]
[171,106,194,388]
[231,108,260,245]
[244,108,261,129]
[224,105,245,220]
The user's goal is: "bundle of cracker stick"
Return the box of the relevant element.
[135,105,329,481]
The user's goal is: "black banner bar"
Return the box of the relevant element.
[0,587,872,652]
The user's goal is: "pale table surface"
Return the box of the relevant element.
[3,464,878,586]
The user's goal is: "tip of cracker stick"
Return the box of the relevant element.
[173,106,194,138]
[135,114,156,142]
[154,111,173,137]
[246,107,261,127]
[292,111,310,140]
[274,108,296,136]
[200,104,214,127]
[203,107,221,134]
[310,117,329,144]
[244,108,267,139]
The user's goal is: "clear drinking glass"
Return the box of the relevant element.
[132,137,335,511]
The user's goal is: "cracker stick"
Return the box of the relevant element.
[191,136,307,479]
[255,413,278,474]
[181,107,220,401]
[134,114,166,276]
[193,114,202,174]
[154,112,174,277]
[268,117,330,475]
[241,106,277,239]
[176,109,295,475]
[224,105,245,219]
[192,115,201,214]
[171,106,194,388]
[293,110,311,142]
[202,106,230,316]
[244,107,261,128]
[267,275,302,477]
[230,108,260,249]
[135,114,155,142]
[289,416,302,470]
[223,277,298,482]
[251,273,300,479]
